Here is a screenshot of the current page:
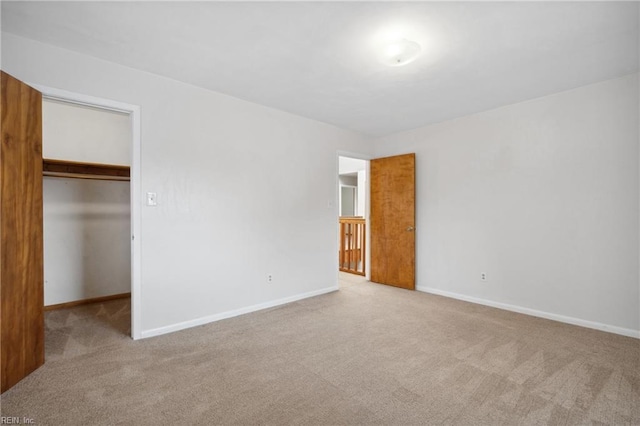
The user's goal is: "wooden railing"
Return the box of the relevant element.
[339,217,366,276]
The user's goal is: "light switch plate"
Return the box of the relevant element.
[146,192,158,206]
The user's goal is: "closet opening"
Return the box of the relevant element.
[41,96,136,352]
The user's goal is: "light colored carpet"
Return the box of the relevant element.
[1,273,638,425]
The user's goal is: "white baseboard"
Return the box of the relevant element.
[417,286,640,339]
[140,286,339,339]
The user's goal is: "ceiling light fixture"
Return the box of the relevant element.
[379,39,422,67]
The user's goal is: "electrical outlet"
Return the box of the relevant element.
[267,274,273,283]
[481,272,487,281]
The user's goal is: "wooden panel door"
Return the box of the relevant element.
[370,153,415,290]
[1,71,44,392]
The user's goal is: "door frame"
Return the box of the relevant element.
[31,84,143,340]
[336,151,372,281]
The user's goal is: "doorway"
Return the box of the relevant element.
[42,98,132,356]
[337,152,416,291]
[34,85,142,340]
[337,155,369,280]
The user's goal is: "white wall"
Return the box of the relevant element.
[42,99,131,305]
[338,175,357,187]
[43,178,131,305]
[338,156,366,175]
[373,73,640,335]
[43,99,131,165]
[339,156,366,217]
[2,33,371,336]
[340,186,356,216]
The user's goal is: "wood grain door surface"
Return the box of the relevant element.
[370,153,415,290]
[1,71,44,393]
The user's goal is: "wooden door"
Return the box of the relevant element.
[370,153,415,290]
[1,71,44,392]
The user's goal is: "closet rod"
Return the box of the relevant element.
[42,171,130,182]
[43,158,130,181]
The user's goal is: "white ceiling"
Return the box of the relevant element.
[2,2,638,137]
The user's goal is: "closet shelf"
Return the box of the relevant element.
[43,158,130,181]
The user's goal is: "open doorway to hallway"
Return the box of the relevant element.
[338,156,368,282]
[337,153,416,291]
